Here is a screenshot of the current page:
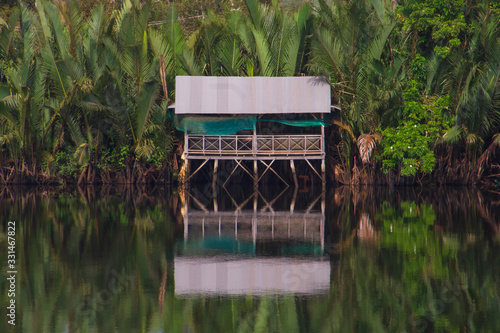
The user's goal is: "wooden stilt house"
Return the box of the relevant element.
[171,76,332,189]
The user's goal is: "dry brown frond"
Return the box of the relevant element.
[357,133,381,164]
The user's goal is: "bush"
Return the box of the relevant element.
[378,82,454,176]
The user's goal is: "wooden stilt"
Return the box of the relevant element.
[321,190,325,251]
[213,160,218,212]
[252,192,258,244]
[290,160,298,188]
[212,160,218,189]
[253,160,258,189]
[290,186,298,213]
[183,132,190,187]
[321,121,326,192]
[184,189,189,240]
[185,159,190,185]
[321,158,326,192]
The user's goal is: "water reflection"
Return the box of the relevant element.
[0,185,498,332]
[178,186,328,296]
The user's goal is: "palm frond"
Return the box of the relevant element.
[333,120,356,142]
[135,138,155,159]
[357,133,381,163]
[493,133,500,146]
[441,125,463,144]
[466,132,484,148]
[134,81,159,143]
[73,143,90,165]
[0,8,20,61]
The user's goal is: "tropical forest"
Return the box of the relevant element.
[1,0,500,186]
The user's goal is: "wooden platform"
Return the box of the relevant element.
[185,134,324,159]
[183,134,326,188]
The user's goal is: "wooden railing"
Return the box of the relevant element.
[185,134,323,158]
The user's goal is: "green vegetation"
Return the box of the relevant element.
[1,0,500,185]
[379,82,453,176]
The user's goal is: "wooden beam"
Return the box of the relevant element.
[184,158,210,183]
[259,160,289,187]
[186,190,209,214]
[256,160,275,183]
[222,163,240,187]
[305,158,322,180]
[234,159,256,180]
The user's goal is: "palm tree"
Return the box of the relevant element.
[91,0,174,182]
[239,0,313,77]
[438,7,500,161]
[309,0,401,180]
[0,5,53,181]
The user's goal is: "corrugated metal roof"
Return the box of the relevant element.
[175,76,331,114]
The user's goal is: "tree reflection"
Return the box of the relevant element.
[0,186,498,332]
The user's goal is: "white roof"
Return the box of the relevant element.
[175,76,331,114]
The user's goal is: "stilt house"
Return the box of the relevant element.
[171,76,332,189]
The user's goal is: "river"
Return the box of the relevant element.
[0,185,499,332]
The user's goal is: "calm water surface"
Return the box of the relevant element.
[0,185,499,332]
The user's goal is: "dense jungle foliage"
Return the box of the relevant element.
[1,0,500,186]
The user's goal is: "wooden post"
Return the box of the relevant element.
[253,128,258,189]
[212,160,218,189]
[184,132,190,186]
[253,160,258,189]
[290,160,298,188]
[321,158,326,192]
[290,186,298,213]
[184,189,189,240]
[213,160,218,212]
[321,189,325,252]
[185,159,190,187]
[321,120,326,192]
[252,192,257,244]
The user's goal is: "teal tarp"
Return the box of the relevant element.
[261,119,328,127]
[171,111,331,135]
[174,115,257,135]
[178,236,323,256]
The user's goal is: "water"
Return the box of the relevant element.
[0,185,499,332]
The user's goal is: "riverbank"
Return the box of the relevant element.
[0,162,177,186]
[1,157,499,190]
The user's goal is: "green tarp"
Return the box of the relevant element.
[174,114,257,135]
[260,118,328,127]
[171,112,331,135]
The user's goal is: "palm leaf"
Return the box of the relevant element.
[0,8,20,61]
[441,125,463,144]
[135,138,156,159]
[134,81,159,143]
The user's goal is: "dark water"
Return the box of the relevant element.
[0,185,499,332]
